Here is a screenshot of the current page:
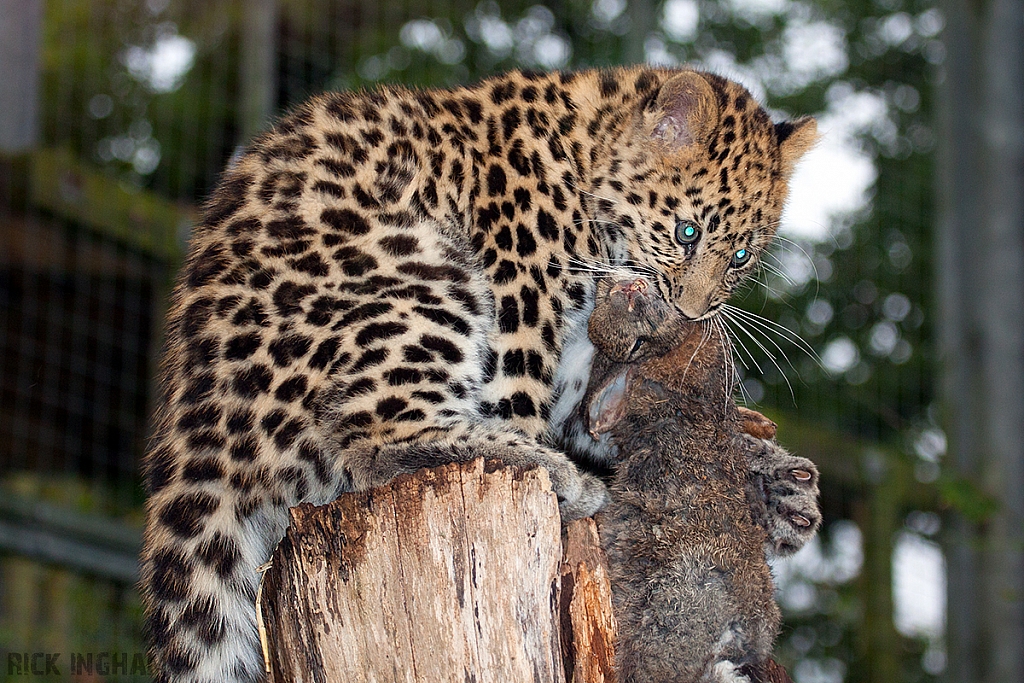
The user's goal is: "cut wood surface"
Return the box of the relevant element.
[258,458,589,683]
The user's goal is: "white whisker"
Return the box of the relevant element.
[721,309,796,404]
[722,303,823,367]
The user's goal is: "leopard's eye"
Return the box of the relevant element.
[732,248,751,267]
[675,221,700,246]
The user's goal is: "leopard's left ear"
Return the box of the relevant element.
[650,71,720,149]
[775,116,818,176]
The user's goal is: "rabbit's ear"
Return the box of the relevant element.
[588,367,633,439]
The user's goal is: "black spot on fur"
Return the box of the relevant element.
[487,165,507,196]
[275,375,308,402]
[379,234,420,256]
[333,246,379,276]
[185,245,229,288]
[447,286,480,315]
[495,225,513,251]
[498,296,519,333]
[508,141,531,176]
[180,371,217,405]
[503,349,526,376]
[226,216,261,236]
[233,364,273,397]
[261,410,286,435]
[306,295,355,327]
[224,332,262,361]
[233,299,269,327]
[186,336,220,369]
[230,435,260,462]
[521,286,540,326]
[159,492,220,539]
[334,301,394,329]
[185,429,225,451]
[177,404,222,432]
[145,445,178,493]
[376,396,409,420]
[226,409,255,434]
[412,390,446,404]
[181,594,226,645]
[266,215,314,240]
[510,392,537,417]
[309,338,341,370]
[635,70,657,93]
[149,548,194,601]
[204,173,252,227]
[527,351,547,380]
[195,532,240,579]
[420,334,463,363]
[268,334,313,367]
[182,457,224,483]
[515,225,537,257]
[413,305,471,335]
[567,282,588,309]
[312,179,345,197]
[351,347,390,372]
[356,321,408,346]
[396,262,469,283]
[322,208,371,234]
[490,81,517,105]
[180,297,215,337]
[385,367,423,385]
[403,344,434,363]
[274,417,305,450]
[599,72,619,97]
[289,252,330,277]
[248,268,276,290]
[273,281,316,317]
[494,260,517,284]
[501,107,521,140]
[537,209,559,242]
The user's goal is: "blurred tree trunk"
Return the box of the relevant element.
[623,0,656,65]
[0,0,43,153]
[855,450,901,683]
[239,0,278,144]
[937,0,1024,681]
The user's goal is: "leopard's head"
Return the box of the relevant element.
[593,69,817,321]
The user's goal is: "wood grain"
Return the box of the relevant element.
[259,458,566,683]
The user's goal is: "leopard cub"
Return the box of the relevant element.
[140,66,816,683]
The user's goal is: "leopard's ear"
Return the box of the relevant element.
[775,116,818,176]
[650,71,719,149]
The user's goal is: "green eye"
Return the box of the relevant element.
[675,221,700,246]
[732,248,751,266]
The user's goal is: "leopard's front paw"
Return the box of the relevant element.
[554,469,610,521]
[744,438,821,557]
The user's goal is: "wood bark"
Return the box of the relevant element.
[258,458,618,683]
[559,518,617,683]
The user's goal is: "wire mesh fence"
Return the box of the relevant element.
[0,0,946,680]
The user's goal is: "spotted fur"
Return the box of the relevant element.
[140,66,816,682]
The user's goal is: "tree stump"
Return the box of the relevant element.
[257,458,617,683]
[560,518,617,683]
